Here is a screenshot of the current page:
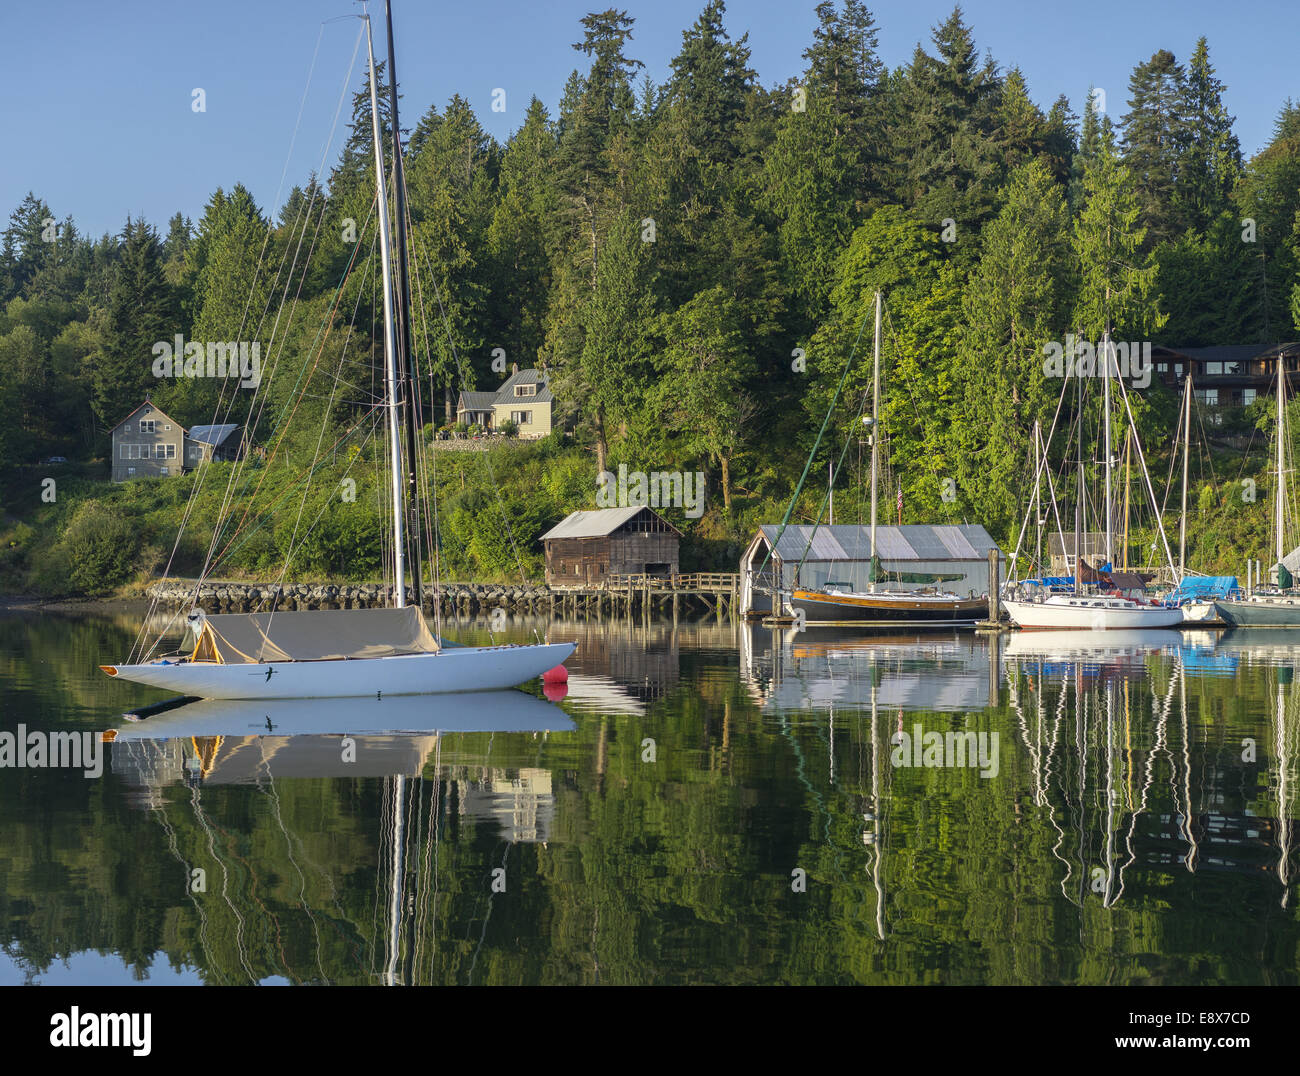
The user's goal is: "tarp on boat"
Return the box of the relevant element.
[191,607,440,664]
[1166,576,1240,602]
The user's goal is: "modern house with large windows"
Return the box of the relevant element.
[1151,342,1300,414]
[109,401,242,482]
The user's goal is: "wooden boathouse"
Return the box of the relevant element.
[540,506,681,587]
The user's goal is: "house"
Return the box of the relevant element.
[539,506,681,586]
[110,401,243,482]
[109,401,186,482]
[1151,343,1300,412]
[186,424,243,467]
[455,367,554,438]
[739,523,1005,617]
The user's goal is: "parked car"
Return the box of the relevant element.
[44,456,68,464]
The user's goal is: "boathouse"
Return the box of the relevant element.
[540,506,681,586]
[738,523,1005,617]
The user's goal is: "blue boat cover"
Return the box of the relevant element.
[1166,576,1240,601]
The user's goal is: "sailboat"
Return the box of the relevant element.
[1214,351,1300,626]
[788,292,989,626]
[1002,332,1183,630]
[101,4,574,699]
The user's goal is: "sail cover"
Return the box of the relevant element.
[191,607,440,664]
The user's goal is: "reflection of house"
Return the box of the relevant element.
[540,506,681,586]
[110,400,243,482]
[457,767,554,843]
[455,367,554,438]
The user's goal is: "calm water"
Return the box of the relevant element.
[0,609,1297,985]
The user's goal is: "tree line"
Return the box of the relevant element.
[1,2,1298,553]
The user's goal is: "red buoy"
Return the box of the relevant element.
[542,664,569,684]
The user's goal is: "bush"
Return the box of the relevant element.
[499,418,519,437]
[60,502,139,596]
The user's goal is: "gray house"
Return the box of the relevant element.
[110,402,242,482]
[456,367,555,438]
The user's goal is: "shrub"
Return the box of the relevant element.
[60,502,139,595]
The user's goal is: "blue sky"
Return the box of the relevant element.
[2,0,1295,238]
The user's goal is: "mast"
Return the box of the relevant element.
[1102,331,1113,567]
[1179,372,1191,577]
[384,0,423,608]
[1032,420,1042,575]
[365,14,406,609]
[1074,342,1083,595]
[1278,350,1286,573]
[869,290,881,591]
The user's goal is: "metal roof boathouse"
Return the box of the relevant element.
[739,523,1006,616]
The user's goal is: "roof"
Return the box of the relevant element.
[494,368,554,405]
[188,423,241,447]
[113,400,181,432]
[540,506,680,541]
[756,524,1002,563]
[457,391,497,411]
[1155,342,1300,362]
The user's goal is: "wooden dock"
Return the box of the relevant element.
[548,572,740,621]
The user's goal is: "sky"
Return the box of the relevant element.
[1,0,1296,239]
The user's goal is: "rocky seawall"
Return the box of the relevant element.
[145,580,553,613]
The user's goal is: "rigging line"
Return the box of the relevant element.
[202,222,377,581]
[409,221,529,584]
[795,388,870,575]
[272,218,385,614]
[756,307,871,580]
[186,28,368,592]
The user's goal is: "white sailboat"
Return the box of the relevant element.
[101,9,574,699]
[1002,332,1183,630]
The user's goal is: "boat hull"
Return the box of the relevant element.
[789,589,988,625]
[1214,597,1300,627]
[1003,597,1183,630]
[102,642,577,700]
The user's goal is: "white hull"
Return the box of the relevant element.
[102,642,576,700]
[1003,596,1183,630]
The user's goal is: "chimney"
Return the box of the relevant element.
[511,362,519,375]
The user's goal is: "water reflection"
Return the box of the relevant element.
[2,609,1299,984]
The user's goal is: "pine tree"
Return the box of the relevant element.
[1177,37,1242,231]
[1121,49,1188,245]
[94,218,175,433]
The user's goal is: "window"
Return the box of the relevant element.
[123,424,131,432]
[1243,388,1257,406]
[1157,362,1168,373]
[164,424,171,431]
[515,384,536,397]
[511,410,532,424]
[1204,362,1223,375]
[120,445,127,459]
[126,467,136,477]
[167,443,176,459]
[160,467,168,476]
[140,419,156,433]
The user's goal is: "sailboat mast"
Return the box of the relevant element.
[1074,346,1083,596]
[1032,420,1042,574]
[365,14,407,609]
[1103,331,1113,567]
[1278,352,1287,571]
[1179,372,1191,577]
[869,290,881,589]
[385,0,423,608]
